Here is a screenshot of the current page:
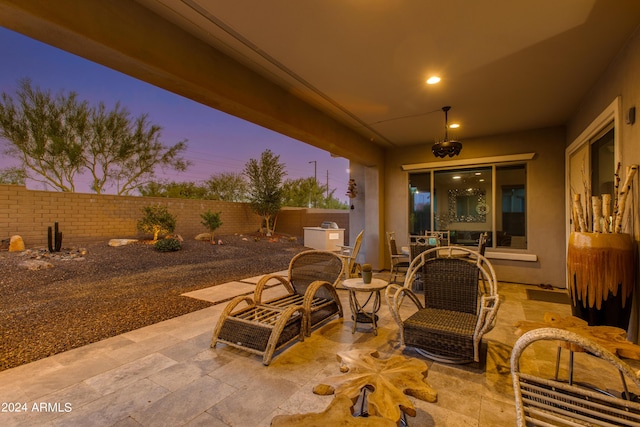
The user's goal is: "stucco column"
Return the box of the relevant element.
[348,162,382,270]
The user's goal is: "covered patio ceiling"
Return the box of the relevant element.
[122,0,640,148]
[1,1,640,161]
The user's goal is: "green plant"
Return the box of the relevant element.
[200,210,223,243]
[137,205,176,241]
[154,237,181,252]
[47,221,63,252]
[243,149,285,236]
[361,263,372,272]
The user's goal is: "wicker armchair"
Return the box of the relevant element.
[337,229,364,278]
[211,250,344,365]
[512,328,640,426]
[385,246,499,364]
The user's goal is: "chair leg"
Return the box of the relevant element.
[211,295,254,348]
[262,305,305,366]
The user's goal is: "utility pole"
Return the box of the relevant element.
[326,170,329,199]
[309,160,317,207]
[309,160,317,184]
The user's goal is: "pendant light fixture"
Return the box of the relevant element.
[432,106,462,158]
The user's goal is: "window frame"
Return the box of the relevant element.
[408,161,528,249]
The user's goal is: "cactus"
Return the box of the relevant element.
[47,222,63,252]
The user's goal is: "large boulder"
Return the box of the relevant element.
[108,239,138,247]
[195,233,212,241]
[19,259,53,270]
[9,235,25,252]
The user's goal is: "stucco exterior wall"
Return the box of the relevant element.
[566,28,640,340]
[384,126,567,286]
[567,27,640,233]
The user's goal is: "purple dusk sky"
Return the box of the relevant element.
[0,27,349,200]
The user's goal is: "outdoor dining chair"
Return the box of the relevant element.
[424,230,450,246]
[385,246,499,364]
[211,250,344,365]
[408,236,436,292]
[336,229,364,279]
[386,231,410,284]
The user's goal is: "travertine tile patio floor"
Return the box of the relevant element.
[0,272,628,426]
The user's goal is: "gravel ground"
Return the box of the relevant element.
[0,234,307,372]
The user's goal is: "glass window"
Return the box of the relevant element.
[591,127,615,197]
[409,163,527,249]
[496,165,526,248]
[408,172,431,235]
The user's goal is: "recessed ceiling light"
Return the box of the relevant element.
[426,76,441,85]
[452,176,461,180]
[475,172,482,176]
[449,123,460,129]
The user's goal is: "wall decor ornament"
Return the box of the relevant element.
[346,178,357,199]
[448,188,486,223]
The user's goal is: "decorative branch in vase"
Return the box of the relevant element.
[568,163,638,330]
[571,164,638,233]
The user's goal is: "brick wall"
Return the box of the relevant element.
[0,185,349,247]
[0,184,261,246]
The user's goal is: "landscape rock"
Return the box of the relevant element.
[195,233,212,241]
[19,259,54,270]
[108,239,138,247]
[0,234,305,372]
[9,235,25,252]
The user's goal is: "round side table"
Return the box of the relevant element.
[342,278,389,335]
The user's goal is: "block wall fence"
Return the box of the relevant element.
[0,184,349,247]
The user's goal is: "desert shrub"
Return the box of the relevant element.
[200,210,223,242]
[137,205,176,241]
[154,238,181,252]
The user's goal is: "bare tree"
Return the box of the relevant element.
[0,79,189,194]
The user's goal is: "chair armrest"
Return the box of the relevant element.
[255,274,294,303]
[474,294,501,336]
[302,280,342,335]
[211,295,255,347]
[336,244,354,255]
[385,284,423,329]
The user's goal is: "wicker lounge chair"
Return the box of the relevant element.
[211,250,344,365]
[511,328,640,426]
[385,246,499,364]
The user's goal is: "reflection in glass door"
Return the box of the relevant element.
[408,172,431,235]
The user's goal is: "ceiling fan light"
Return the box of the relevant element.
[432,106,462,158]
[431,140,463,158]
